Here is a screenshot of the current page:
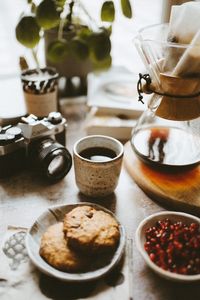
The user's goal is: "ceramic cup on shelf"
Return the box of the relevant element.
[21,67,59,117]
[73,135,124,198]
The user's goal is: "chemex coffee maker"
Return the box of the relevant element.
[131,21,200,172]
[126,4,200,212]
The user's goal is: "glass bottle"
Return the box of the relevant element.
[131,24,200,171]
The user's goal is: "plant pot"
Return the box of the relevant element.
[21,67,59,117]
[44,29,93,78]
[44,29,93,97]
[24,90,58,117]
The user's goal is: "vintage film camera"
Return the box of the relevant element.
[0,112,72,181]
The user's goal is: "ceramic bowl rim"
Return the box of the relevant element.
[135,211,200,282]
[26,202,126,282]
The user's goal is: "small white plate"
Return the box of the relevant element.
[26,202,126,282]
[136,211,200,282]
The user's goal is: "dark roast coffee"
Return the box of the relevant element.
[131,126,200,170]
[79,147,117,162]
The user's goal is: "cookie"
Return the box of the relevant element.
[39,222,89,272]
[63,206,120,253]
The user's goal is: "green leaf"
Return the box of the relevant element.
[16,16,40,48]
[89,31,111,61]
[54,0,65,11]
[121,0,132,18]
[78,27,93,41]
[106,25,112,35]
[31,3,36,13]
[101,1,115,22]
[55,0,65,8]
[36,0,60,30]
[47,40,68,62]
[93,54,112,71]
[70,38,89,60]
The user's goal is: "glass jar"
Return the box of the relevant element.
[131,24,200,171]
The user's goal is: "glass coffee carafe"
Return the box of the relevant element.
[131,24,200,170]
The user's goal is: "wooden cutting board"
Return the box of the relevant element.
[124,142,200,215]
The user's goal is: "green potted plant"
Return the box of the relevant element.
[16,0,132,95]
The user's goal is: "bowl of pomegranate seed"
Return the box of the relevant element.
[136,211,200,282]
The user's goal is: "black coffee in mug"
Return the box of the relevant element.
[79,147,117,162]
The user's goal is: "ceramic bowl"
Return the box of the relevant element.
[136,211,200,282]
[26,202,126,282]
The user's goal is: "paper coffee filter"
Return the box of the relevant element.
[165,2,200,75]
[135,3,200,120]
[156,2,200,120]
[173,29,200,76]
[168,2,200,44]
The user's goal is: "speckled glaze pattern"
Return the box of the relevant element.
[74,155,123,197]
[73,135,124,197]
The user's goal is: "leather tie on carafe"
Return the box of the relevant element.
[137,73,200,121]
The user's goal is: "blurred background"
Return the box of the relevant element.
[0,0,162,77]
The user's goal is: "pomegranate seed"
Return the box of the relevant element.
[144,218,200,275]
[149,253,156,262]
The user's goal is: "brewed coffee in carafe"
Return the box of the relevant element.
[131,10,200,170]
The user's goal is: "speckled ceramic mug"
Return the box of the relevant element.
[73,135,124,197]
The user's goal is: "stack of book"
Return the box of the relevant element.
[85,66,147,141]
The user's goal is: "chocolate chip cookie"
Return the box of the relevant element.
[63,206,120,253]
[40,222,89,272]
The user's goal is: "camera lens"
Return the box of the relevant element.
[47,150,70,178]
[31,138,72,181]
